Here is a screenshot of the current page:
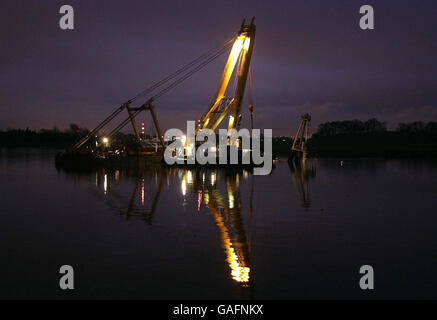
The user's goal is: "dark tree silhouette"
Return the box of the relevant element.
[314,118,387,137]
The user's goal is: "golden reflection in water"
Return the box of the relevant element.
[83,167,253,289]
[212,210,251,285]
[180,169,252,287]
[243,170,249,180]
[228,191,235,209]
[181,178,187,196]
[187,170,193,184]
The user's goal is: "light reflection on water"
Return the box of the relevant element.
[1,149,437,299]
[77,166,255,288]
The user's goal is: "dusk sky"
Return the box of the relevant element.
[1,0,436,136]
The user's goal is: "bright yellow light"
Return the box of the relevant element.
[243,37,250,51]
[232,36,244,56]
[181,135,187,144]
[211,173,216,186]
[102,137,109,144]
[229,115,235,128]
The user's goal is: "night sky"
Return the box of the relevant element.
[1,0,436,136]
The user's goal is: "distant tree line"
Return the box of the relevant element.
[397,121,437,136]
[314,118,387,137]
[0,123,144,148]
[0,124,89,148]
[310,119,437,157]
[314,119,437,137]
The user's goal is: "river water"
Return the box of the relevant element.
[1,148,437,299]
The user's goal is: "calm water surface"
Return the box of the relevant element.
[1,149,437,299]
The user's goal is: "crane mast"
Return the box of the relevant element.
[196,17,256,135]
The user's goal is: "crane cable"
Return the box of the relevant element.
[108,110,141,137]
[76,36,236,145]
[248,67,253,106]
[129,37,235,103]
[152,43,234,100]
[109,41,234,136]
[248,67,254,131]
[73,106,125,149]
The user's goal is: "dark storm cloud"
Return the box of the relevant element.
[1,0,436,135]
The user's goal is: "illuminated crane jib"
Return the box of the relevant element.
[197,17,256,134]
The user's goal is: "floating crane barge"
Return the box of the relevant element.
[56,18,267,170]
